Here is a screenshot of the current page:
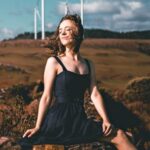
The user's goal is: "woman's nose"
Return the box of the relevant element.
[61,29,66,35]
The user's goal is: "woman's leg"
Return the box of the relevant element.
[110,129,137,150]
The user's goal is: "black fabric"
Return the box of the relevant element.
[17,56,103,150]
[53,56,67,71]
[84,58,91,75]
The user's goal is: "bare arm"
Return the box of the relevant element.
[23,57,57,137]
[88,60,112,135]
[35,57,57,129]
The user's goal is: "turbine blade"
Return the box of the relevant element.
[36,8,41,20]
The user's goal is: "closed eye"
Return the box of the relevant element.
[59,29,62,34]
[66,27,72,32]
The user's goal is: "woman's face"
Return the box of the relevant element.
[58,19,77,47]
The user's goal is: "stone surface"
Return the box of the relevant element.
[0,136,116,150]
[0,136,21,150]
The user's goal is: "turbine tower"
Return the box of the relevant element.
[65,0,69,15]
[34,7,37,40]
[80,0,84,25]
[34,7,41,40]
[41,0,45,40]
[34,0,45,40]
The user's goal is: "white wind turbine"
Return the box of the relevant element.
[34,0,84,40]
[41,0,45,40]
[34,0,45,40]
[65,0,69,15]
[34,7,37,40]
[34,7,40,40]
[80,0,84,25]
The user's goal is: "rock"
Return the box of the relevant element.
[0,104,11,111]
[0,136,21,150]
[1,140,116,150]
[0,137,10,145]
[33,144,64,150]
[32,142,116,150]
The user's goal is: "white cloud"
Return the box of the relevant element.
[0,28,16,40]
[127,1,143,10]
[58,2,68,15]
[1,28,14,35]
[113,1,145,22]
[113,7,133,20]
[0,0,149,41]
[45,23,53,29]
[58,1,120,14]
[57,0,150,32]
[84,1,120,14]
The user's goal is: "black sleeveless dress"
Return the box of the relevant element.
[18,56,103,149]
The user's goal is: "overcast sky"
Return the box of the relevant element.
[0,0,150,40]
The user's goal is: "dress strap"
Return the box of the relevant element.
[53,56,67,71]
[53,56,68,90]
[84,58,91,75]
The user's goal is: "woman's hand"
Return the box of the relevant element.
[22,127,40,138]
[102,120,113,136]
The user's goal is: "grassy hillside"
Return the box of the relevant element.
[0,39,150,90]
[0,39,150,149]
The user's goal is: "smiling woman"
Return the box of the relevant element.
[17,14,137,150]
[48,14,84,56]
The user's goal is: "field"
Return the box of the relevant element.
[0,38,150,90]
[0,39,150,149]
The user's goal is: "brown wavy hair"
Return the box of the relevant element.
[46,14,84,56]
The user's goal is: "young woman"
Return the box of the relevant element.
[18,14,137,150]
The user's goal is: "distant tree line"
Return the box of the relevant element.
[13,31,53,40]
[12,29,150,40]
[84,29,150,39]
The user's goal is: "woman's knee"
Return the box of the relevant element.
[117,129,126,138]
[111,129,127,144]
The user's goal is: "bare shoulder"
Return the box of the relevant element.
[46,56,58,66]
[47,56,57,64]
[45,56,59,72]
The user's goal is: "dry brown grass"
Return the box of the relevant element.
[0,39,150,90]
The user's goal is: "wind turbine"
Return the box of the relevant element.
[80,0,84,25]
[34,7,37,40]
[41,0,45,40]
[34,0,45,40]
[34,7,40,40]
[65,0,69,15]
